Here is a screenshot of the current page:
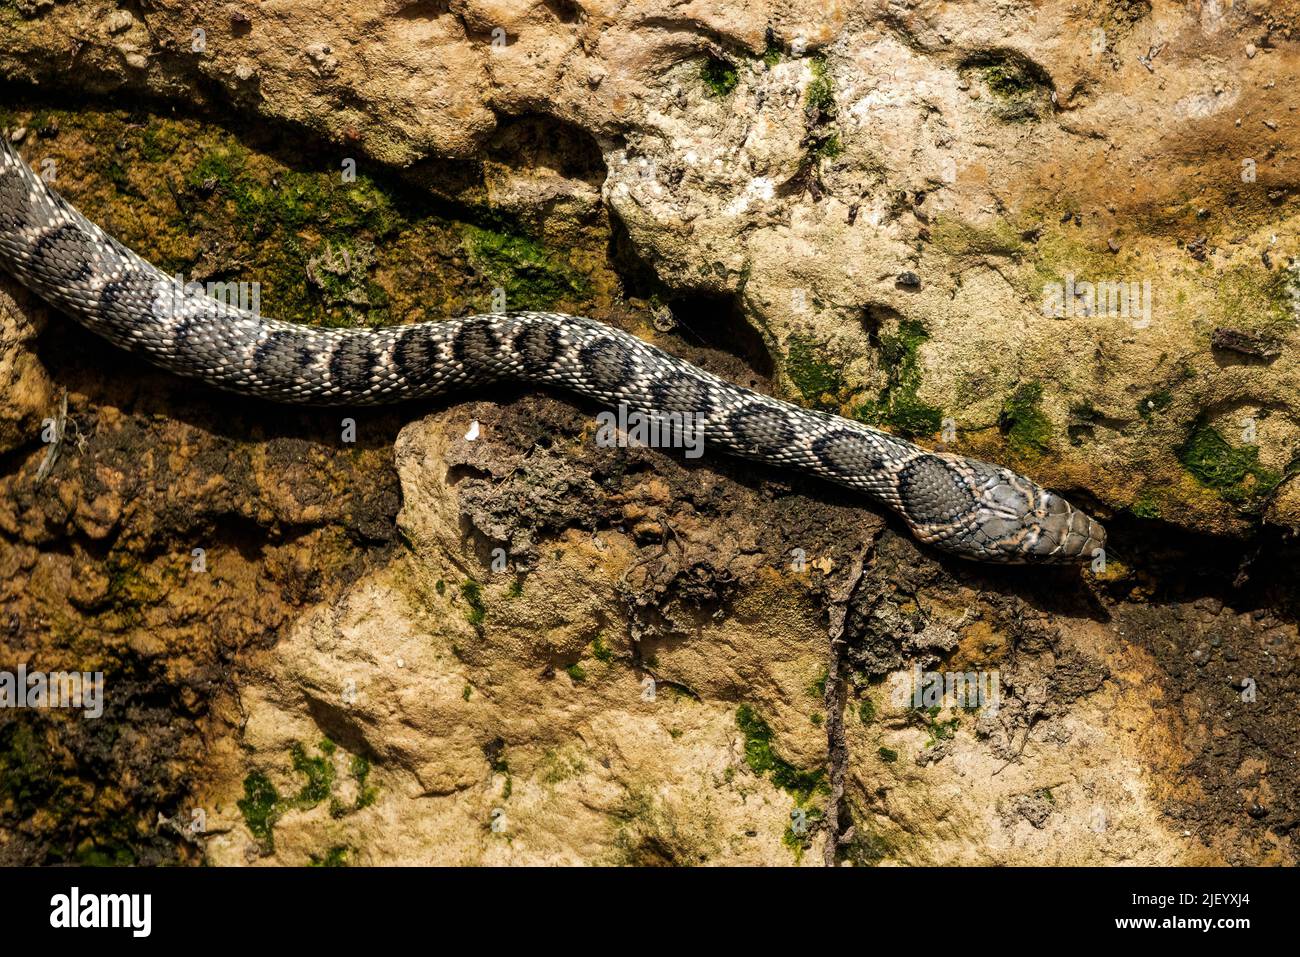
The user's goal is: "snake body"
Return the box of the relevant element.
[0,135,1104,562]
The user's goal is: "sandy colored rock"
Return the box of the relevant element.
[2,0,1300,865]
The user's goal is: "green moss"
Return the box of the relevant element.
[102,553,167,613]
[103,159,132,193]
[0,719,150,866]
[309,845,349,867]
[565,663,587,682]
[304,239,380,317]
[762,37,783,68]
[139,122,182,163]
[462,684,472,701]
[460,580,486,626]
[74,843,137,867]
[1137,388,1173,420]
[1215,263,1296,328]
[842,824,894,866]
[970,57,1051,121]
[1177,424,1282,505]
[999,382,1053,458]
[590,633,614,663]
[540,747,588,784]
[1131,491,1162,519]
[241,742,377,846]
[464,223,590,311]
[186,145,404,241]
[806,56,835,113]
[858,698,876,724]
[700,56,739,96]
[867,357,939,434]
[506,577,524,598]
[782,805,823,862]
[237,771,280,851]
[923,710,960,748]
[735,705,825,803]
[349,754,378,811]
[166,136,410,327]
[815,132,844,159]
[785,333,847,409]
[852,318,943,438]
[5,101,613,337]
[610,787,715,865]
[982,63,1036,98]
[0,722,56,816]
[930,216,1026,260]
[290,741,336,808]
[877,746,898,763]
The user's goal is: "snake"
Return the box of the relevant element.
[0,134,1105,563]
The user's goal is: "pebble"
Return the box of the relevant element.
[1245,43,1257,59]
[9,126,26,143]
[104,10,134,35]
[1108,238,1120,253]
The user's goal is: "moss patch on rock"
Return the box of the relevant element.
[309,844,350,867]
[1,101,611,331]
[805,55,835,113]
[237,740,377,854]
[460,579,486,626]
[930,215,1026,260]
[1214,263,1298,330]
[852,318,943,438]
[784,333,848,410]
[463,222,591,310]
[1177,424,1283,507]
[999,382,1053,459]
[735,704,825,804]
[964,53,1053,122]
[700,56,740,97]
[236,770,281,852]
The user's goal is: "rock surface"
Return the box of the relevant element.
[1,0,1299,865]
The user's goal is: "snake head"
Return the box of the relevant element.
[898,453,1106,564]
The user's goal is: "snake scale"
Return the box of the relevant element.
[0,134,1105,562]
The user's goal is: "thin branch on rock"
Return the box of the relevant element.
[821,547,869,865]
